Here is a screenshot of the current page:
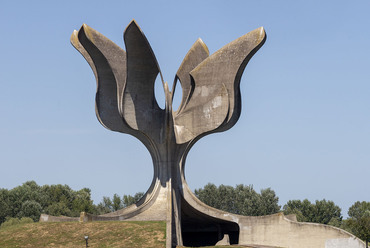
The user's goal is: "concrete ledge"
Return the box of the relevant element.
[238,213,366,248]
[39,213,79,222]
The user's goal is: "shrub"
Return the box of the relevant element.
[0,217,33,229]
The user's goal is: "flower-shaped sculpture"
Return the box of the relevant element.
[71,20,266,248]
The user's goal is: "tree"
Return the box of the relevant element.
[233,184,260,216]
[94,196,113,215]
[312,199,341,225]
[94,192,145,215]
[3,181,45,220]
[218,184,236,213]
[0,182,149,224]
[71,188,94,216]
[283,199,342,225]
[41,184,74,210]
[194,183,219,209]
[194,183,281,216]
[259,188,281,216]
[0,181,96,224]
[348,201,370,220]
[112,194,123,211]
[283,199,313,222]
[123,192,144,207]
[45,202,72,217]
[0,189,11,224]
[343,201,370,242]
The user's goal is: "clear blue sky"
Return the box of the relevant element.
[0,1,369,218]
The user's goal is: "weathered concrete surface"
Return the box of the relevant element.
[69,20,365,248]
[237,213,365,248]
[181,179,365,247]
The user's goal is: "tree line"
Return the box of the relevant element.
[0,181,143,224]
[0,181,368,242]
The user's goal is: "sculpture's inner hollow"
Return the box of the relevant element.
[171,78,183,112]
[181,196,240,246]
[154,73,165,109]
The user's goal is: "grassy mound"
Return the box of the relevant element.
[0,221,166,248]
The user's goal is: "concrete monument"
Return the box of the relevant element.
[69,20,365,248]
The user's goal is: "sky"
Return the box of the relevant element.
[0,1,369,218]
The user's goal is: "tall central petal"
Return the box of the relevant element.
[122,20,166,144]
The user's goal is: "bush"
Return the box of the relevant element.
[18,200,42,222]
[19,217,34,224]
[0,217,33,229]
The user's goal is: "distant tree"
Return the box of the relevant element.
[94,196,113,215]
[94,192,145,215]
[217,184,236,212]
[194,183,219,209]
[3,181,45,220]
[45,202,72,217]
[71,188,94,215]
[348,201,370,220]
[41,184,74,210]
[283,199,342,225]
[312,199,342,224]
[283,199,314,222]
[343,201,370,242]
[0,181,96,224]
[195,183,235,212]
[123,192,144,207]
[112,194,123,211]
[259,188,281,216]
[102,196,113,211]
[233,184,260,216]
[0,182,150,223]
[194,183,280,216]
[0,189,11,224]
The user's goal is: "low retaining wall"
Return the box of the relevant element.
[39,212,366,248]
[39,214,79,222]
[238,213,365,248]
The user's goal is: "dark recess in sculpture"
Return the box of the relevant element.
[71,20,266,247]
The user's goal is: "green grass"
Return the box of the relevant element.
[0,221,166,248]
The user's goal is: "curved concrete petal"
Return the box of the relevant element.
[72,24,129,134]
[175,38,209,114]
[122,20,166,144]
[190,27,266,132]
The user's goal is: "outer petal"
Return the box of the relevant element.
[122,20,165,144]
[71,24,128,133]
[190,27,266,132]
[174,27,266,143]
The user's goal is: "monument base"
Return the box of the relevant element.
[40,207,366,248]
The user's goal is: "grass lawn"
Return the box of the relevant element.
[0,221,166,248]
[0,221,278,248]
